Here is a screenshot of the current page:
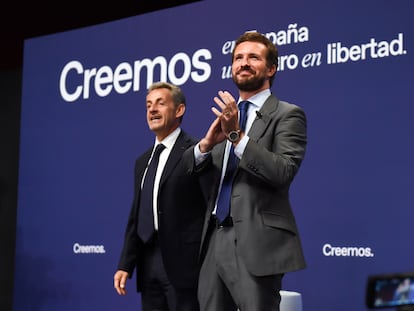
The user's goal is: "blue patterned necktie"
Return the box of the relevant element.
[215,101,250,222]
[137,143,165,242]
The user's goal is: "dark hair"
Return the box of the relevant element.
[232,32,279,86]
[148,81,186,107]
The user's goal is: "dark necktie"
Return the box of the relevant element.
[215,101,250,222]
[137,143,165,243]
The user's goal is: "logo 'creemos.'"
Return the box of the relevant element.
[322,243,374,257]
[73,243,106,254]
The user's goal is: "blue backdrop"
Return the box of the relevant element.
[15,0,414,310]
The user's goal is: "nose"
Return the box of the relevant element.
[148,103,158,113]
[240,56,249,66]
[239,57,247,66]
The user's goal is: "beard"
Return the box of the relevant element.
[232,67,267,92]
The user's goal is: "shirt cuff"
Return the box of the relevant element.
[194,143,211,166]
[234,135,249,159]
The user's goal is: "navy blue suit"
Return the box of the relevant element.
[117,130,206,309]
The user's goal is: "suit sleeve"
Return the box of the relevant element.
[117,159,141,276]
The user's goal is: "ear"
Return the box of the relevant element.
[175,103,185,118]
[267,64,277,77]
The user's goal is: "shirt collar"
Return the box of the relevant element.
[238,89,271,110]
[154,127,181,150]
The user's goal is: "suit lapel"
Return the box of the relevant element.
[248,94,279,142]
[136,149,152,181]
[159,131,191,185]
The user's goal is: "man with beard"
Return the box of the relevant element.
[184,32,307,311]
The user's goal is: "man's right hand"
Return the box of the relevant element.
[113,270,129,295]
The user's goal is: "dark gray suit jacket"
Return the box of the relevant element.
[117,130,206,291]
[187,94,307,276]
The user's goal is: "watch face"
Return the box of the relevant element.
[228,131,239,142]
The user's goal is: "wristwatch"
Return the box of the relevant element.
[227,130,241,143]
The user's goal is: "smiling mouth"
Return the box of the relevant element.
[237,69,255,75]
